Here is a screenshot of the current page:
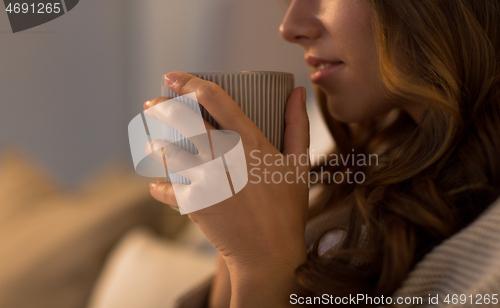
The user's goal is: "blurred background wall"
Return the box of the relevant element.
[0,0,330,186]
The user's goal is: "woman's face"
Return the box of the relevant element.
[280,0,396,123]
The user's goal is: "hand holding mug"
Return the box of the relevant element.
[145,72,310,306]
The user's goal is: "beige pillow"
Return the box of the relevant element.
[0,149,59,225]
[87,227,216,308]
[0,148,187,308]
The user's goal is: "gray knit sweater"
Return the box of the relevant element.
[389,196,500,307]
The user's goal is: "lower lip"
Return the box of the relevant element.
[310,62,344,84]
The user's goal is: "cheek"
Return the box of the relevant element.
[322,1,391,122]
[331,57,390,122]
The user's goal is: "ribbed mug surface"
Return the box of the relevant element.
[161,71,294,184]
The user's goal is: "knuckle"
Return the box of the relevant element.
[164,101,185,119]
[174,78,186,91]
[166,184,175,196]
[145,141,156,155]
[158,183,173,199]
[162,145,179,162]
[174,74,194,92]
[199,82,221,100]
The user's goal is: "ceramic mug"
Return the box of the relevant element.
[161,71,295,184]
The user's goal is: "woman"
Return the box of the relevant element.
[145,0,500,306]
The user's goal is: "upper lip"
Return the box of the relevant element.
[305,55,343,68]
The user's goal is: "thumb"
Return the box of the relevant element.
[283,87,310,158]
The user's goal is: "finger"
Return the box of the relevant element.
[164,72,259,136]
[143,97,168,111]
[149,181,178,207]
[144,98,211,149]
[144,97,217,132]
[144,98,214,156]
[283,87,310,157]
[145,139,200,175]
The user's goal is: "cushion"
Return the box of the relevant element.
[0,148,188,308]
[87,227,216,308]
[0,149,59,225]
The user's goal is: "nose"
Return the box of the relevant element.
[279,0,322,45]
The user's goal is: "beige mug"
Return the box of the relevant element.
[161,71,295,184]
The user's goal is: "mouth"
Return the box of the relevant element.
[305,55,344,84]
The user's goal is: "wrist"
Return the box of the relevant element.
[225,248,307,307]
[224,237,308,274]
[229,266,301,308]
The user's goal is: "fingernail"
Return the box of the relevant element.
[302,87,307,105]
[165,73,179,85]
[149,182,156,191]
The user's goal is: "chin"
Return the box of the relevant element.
[326,97,364,124]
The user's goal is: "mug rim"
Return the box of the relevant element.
[164,71,294,76]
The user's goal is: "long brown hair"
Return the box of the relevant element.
[296,0,500,303]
